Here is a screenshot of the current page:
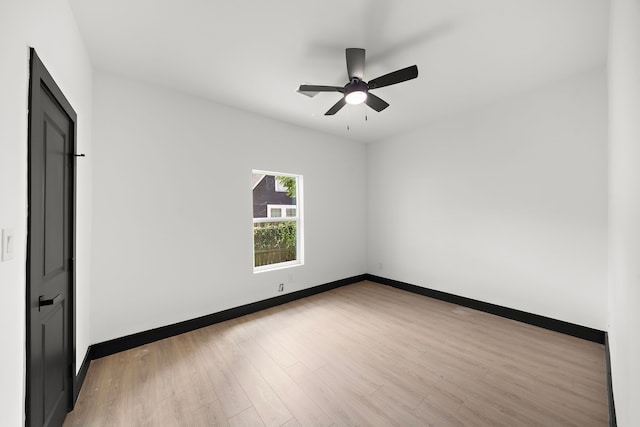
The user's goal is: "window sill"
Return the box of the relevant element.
[253,260,304,274]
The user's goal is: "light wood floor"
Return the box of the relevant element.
[64,281,608,426]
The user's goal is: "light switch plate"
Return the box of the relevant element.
[2,229,15,262]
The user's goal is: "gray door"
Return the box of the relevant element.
[27,48,77,427]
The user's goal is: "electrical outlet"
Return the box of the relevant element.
[278,283,284,292]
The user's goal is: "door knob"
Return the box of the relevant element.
[39,294,62,307]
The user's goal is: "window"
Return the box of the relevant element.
[270,208,282,218]
[252,171,303,271]
[275,180,288,193]
[267,204,296,218]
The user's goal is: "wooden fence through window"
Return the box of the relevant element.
[254,247,296,267]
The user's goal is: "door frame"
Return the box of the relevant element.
[26,47,78,425]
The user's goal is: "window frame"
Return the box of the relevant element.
[252,170,304,273]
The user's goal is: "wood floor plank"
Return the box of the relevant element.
[228,407,265,427]
[280,417,303,427]
[230,339,334,427]
[65,281,608,426]
[241,314,300,369]
[285,362,396,427]
[190,328,253,418]
[214,327,293,427]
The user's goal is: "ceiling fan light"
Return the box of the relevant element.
[345,90,367,105]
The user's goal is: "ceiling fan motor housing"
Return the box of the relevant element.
[347,78,367,91]
[345,79,368,104]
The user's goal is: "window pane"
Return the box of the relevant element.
[270,208,282,218]
[254,221,297,267]
[286,208,296,217]
[252,175,296,219]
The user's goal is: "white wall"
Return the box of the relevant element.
[608,0,640,425]
[0,0,93,425]
[368,68,608,330]
[90,71,367,343]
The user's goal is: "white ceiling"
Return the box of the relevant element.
[68,0,609,143]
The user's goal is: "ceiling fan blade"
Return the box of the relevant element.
[299,85,344,93]
[325,97,347,115]
[346,48,365,80]
[365,92,389,112]
[367,65,418,90]
[297,89,318,98]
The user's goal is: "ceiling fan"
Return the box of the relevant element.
[298,48,418,116]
